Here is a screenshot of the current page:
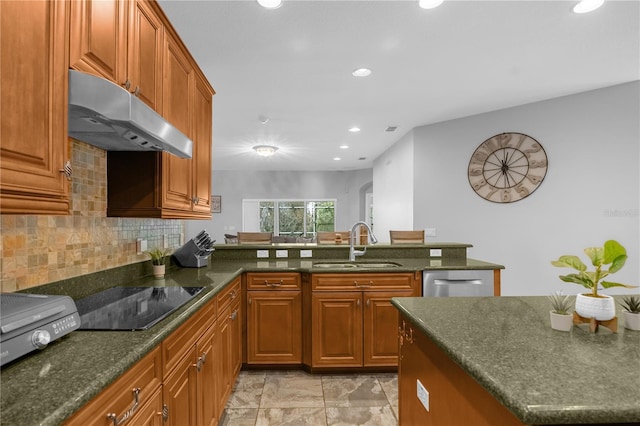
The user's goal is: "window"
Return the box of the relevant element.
[243,199,336,237]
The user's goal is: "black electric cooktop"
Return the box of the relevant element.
[75,286,204,330]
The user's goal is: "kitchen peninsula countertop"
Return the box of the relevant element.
[392,296,640,425]
[0,247,502,426]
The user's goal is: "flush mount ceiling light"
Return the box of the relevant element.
[340,145,349,149]
[573,0,604,13]
[348,127,361,133]
[352,68,372,77]
[419,0,444,10]
[257,0,282,9]
[252,145,278,157]
[333,157,341,161]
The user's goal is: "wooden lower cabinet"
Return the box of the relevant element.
[246,272,302,365]
[216,294,242,412]
[398,315,524,426]
[310,273,420,369]
[63,346,163,425]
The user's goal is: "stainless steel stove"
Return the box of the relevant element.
[75,286,204,331]
[0,293,79,367]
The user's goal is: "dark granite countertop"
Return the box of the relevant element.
[0,249,503,426]
[391,296,640,425]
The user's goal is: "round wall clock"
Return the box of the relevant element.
[467,132,548,203]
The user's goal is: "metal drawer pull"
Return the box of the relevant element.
[264,280,283,287]
[194,352,207,372]
[229,289,237,299]
[59,160,72,181]
[353,280,372,288]
[230,309,238,320]
[107,387,141,426]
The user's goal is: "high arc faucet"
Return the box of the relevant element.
[349,221,378,261]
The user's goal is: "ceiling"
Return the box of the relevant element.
[157,0,639,171]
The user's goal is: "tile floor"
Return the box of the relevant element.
[220,370,398,426]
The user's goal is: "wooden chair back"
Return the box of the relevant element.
[316,231,351,244]
[237,232,273,244]
[389,230,425,244]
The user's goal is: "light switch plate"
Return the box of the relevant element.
[430,249,442,257]
[276,250,288,258]
[300,249,313,258]
[136,239,147,254]
[257,250,269,258]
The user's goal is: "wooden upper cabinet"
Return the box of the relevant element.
[70,0,164,112]
[69,0,128,86]
[192,73,213,214]
[0,0,71,215]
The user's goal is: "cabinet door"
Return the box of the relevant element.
[69,0,127,84]
[196,324,218,426]
[311,292,362,367]
[247,291,302,364]
[161,34,193,212]
[216,305,233,412]
[230,298,243,379]
[191,73,213,216]
[0,0,70,215]
[163,348,198,426]
[128,0,164,112]
[363,291,412,367]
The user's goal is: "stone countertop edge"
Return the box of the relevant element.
[391,296,640,425]
[0,255,502,426]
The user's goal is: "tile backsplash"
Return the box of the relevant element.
[0,140,184,292]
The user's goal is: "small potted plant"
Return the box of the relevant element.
[620,295,640,331]
[548,291,574,331]
[146,248,170,278]
[551,240,637,322]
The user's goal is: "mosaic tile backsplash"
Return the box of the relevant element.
[0,140,184,292]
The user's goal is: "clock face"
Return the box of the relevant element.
[468,133,548,203]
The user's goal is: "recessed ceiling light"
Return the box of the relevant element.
[352,68,372,77]
[257,0,282,9]
[252,145,278,157]
[348,127,360,132]
[333,157,341,161]
[418,0,444,10]
[340,145,349,149]
[573,0,604,13]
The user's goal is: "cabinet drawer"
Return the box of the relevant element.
[162,297,216,376]
[246,272,301,290]
[64,346,162,426]
[311,273,415,292]
[217,277,241,313]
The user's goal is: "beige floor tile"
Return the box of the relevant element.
[321,376,388,407]
[220,408,259,426]
[377,375,398,407]
[260,373,325,408]
[256,407,328,426]
[325,405,397,426]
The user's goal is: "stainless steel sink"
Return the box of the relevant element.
[312,262,401,269]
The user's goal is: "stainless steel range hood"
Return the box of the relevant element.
[68,70,192,159]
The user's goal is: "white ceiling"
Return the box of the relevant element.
[157,0,639,171]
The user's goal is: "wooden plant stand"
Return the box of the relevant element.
[573,312,618,333]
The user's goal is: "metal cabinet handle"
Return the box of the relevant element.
[122,79,131,90]
[356,299,361,307]
[264,280,283,288]
[405,327,414,344]
[191,196,200,205]
[230,309,238,320]
[59,160,72,181]
[194,352,207,372]
[366,299,370,307]
[353,280,372,288]
[160,404,168,422]
[248,297,252,305]
[107,388,140,426]
[133,86,140,96]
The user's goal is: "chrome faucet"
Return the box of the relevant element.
[349,221,378,261]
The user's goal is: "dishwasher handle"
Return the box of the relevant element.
[433,279,484,286]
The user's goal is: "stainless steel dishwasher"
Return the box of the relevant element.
[423,270,494,297]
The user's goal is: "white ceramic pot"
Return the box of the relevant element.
[550,311,573,332]
[575,293,616,321]
[623,311,640,331]
[153,264,165,279]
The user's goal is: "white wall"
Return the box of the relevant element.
[185,169,373,242]
[404,82,638,296]
[372,130,415,242]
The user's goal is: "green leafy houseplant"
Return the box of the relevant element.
[550,240,636,297]
[548,291,573,315]
[146,248,170,266]
[620,295,640,314]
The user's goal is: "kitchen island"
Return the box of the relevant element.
[392,296,640,425]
